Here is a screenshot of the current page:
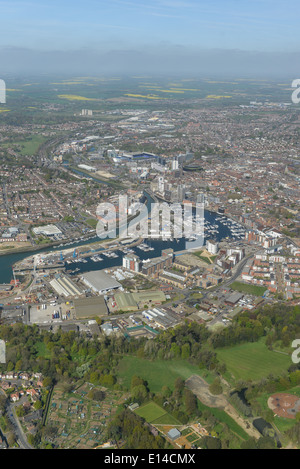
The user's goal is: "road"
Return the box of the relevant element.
[0,389,33,449]
[7,404,34,449]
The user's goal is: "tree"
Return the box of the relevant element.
[184,389,197,416]
[131,375,145,389]
[43,424,58,441]
[42,377,53,388]
[16,406,26,417]
[174,377,185,393]
[201,436,222,449]
[0,394,7,414]
[209,378,223,395]
[181,343,190,359]
[34,400,43,410]
[131,384,148,404]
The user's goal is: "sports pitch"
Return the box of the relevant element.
[135,401,181,425]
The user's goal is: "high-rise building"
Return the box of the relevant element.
[122,254,141,273]
[206,239,219,255]
[158,176,165,194]
[177,184,186,202]
[171,158,179,171]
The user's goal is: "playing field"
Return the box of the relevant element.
[230,281,267,296]
[216,339,291,381]
[135,402,166,421]
[135,401,181,425]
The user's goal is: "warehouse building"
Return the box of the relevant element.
[225,292,244,306]
[32,225,62,237]
[74,297,108,319]
[142,307,180,330]
[114,292,139,312]
[50,274,83,298]
[81,270,122,294]
[113,290,166,312]
[133,290,166,306]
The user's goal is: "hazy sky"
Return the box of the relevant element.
[0,0,299,76]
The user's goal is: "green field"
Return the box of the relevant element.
[230,281,267,296]
[117,357,213,393]
[151,413,182,426]
[216,339,292,382]
[2,135,47,156]
[135,402,166,421]
[135,401,181,425]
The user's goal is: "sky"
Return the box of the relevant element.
[0,0,299,76]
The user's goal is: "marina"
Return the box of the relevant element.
[1,189,247,284]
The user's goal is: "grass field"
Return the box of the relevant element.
[135,401,181,425]
[135,402,166,421]
[216,339,292,382]
[230,281,267,296]
[151,413,182,426]
[117,357,214,393]
[2,135,47,156]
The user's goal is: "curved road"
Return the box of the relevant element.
[0,389,33,449]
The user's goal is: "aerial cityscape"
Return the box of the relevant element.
[0,0,299,455]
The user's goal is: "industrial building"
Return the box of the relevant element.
[101,322,119,335]
[73,297,108,319]
[32,225,62,237]
[142,307,180,330]
[81,270,122,294]
[49,274,83,298]
[124,325,159,340]
[225,292,244,306]
[133,290,166,306]
[113,290,166,312]
[114,292,139,312]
